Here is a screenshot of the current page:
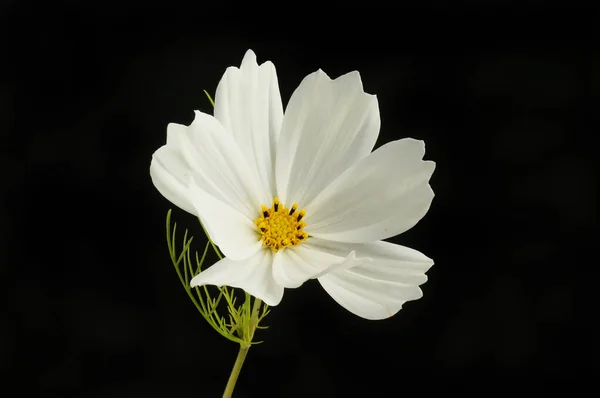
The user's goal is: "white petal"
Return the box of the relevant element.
[307,138,435,242]
[316,240,433,320]
[150,118,266,239]
[272,244,362,289]
[187,180,262,261]
[150,144,196,215]
[164,122,226,205]
[171,111,265,220]
[214,49,283,202]
[276,70,380,207]
[190,249,284,306]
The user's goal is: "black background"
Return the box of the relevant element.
[2,3,596,397]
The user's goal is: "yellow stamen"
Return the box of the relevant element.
[254,197,308,252]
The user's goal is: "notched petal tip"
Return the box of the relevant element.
[400,137,426,154]
[240,49,275,70]
[165,122,187,147]
[334,70,366,92]
[313,68,331,80]
[301,69,372,98]
[241,49,258,64]
[190,110,225,131]
[424,160,436,177]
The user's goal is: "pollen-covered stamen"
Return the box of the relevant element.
[254,197,308,252]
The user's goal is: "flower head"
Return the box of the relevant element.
[150,50,435,320]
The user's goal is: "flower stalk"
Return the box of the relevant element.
[223,345,249,398]
[223,297,262,397]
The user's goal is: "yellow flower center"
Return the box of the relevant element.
[254,197,308,252]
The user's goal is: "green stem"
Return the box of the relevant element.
[222,297,263,398]
[222,344,249,398]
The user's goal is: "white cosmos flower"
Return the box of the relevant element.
[150,49,435,320]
